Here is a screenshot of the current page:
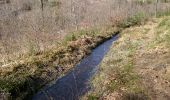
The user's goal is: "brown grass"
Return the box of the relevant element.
[0,0,170,66]
[0,27,119,99]
[85,15,170,100]
[0,0,170,99]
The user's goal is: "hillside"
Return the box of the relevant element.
[85,15,170,100]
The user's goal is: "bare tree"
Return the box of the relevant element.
[40,0,44,11]
[155,0,159,17]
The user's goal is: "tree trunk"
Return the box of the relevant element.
[40,0,44,11]
[155,0,158,17]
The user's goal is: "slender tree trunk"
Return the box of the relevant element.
[40,0,44,11]
[40,0,44,33]
[155,0,158,17]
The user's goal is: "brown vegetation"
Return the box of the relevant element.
[0,0,170,66]
[85,15,170,100]
[0,0,170,99]
[0,26,119,99]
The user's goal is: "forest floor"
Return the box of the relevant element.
[85,16,170,100]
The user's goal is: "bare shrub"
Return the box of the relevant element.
[0,0,170,66]
[0,0,10,4]
[21,2,32,11]
[6,0,10,3]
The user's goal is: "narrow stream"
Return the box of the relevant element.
[32,34,118,100]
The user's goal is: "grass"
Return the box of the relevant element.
[1,12,147,99]
[0,11,153,99]
[1,1,170,99]
[118,12,147,28]
[62,29,101,45]
[157,10,170,18]
[1,0,170,66]
[156,16,170,46]
[87,32,145,99]
[87,95,99,100]
[86,17,159,99]
[0,12,145,99]
[136,0,170,5]
[135,0,155,5]
[0,11,168,99]
[106,41,144,96]
[85,14,170,100]
[0,26,119,99]
[109,61,137,91]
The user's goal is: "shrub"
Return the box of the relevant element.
[21,2,32,11]
[118,12,147,28]
[6,0,10,3]
[135,0,154,5]
[49,1,62,7]
[63,29,101,45]
[157,10,170,18]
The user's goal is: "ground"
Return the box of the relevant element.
[85,16,170,100]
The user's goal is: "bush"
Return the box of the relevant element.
[21,2,32,11]
[118,12,147,28]
[157,10,170,18]
[135,0,154,5]
[49,1,62,7]
[6,0,10,3]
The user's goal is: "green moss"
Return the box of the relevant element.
[88,95,99,100]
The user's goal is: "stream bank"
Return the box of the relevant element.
[32,33,119,100]
[84,16,170,100]
[0,27,120,99]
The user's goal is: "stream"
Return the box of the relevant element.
[32,34,118,100]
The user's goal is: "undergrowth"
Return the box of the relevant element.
[118,12,147,28]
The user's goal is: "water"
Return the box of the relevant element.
[32,34,118,100]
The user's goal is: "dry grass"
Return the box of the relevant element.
[85,16,170,100]
[0,0,170,99]
[85,28,147,100]
[0,0,170,66]
[0,26,120,99]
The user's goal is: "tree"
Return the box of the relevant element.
[40,0,44,11]
[155,0,159,17]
